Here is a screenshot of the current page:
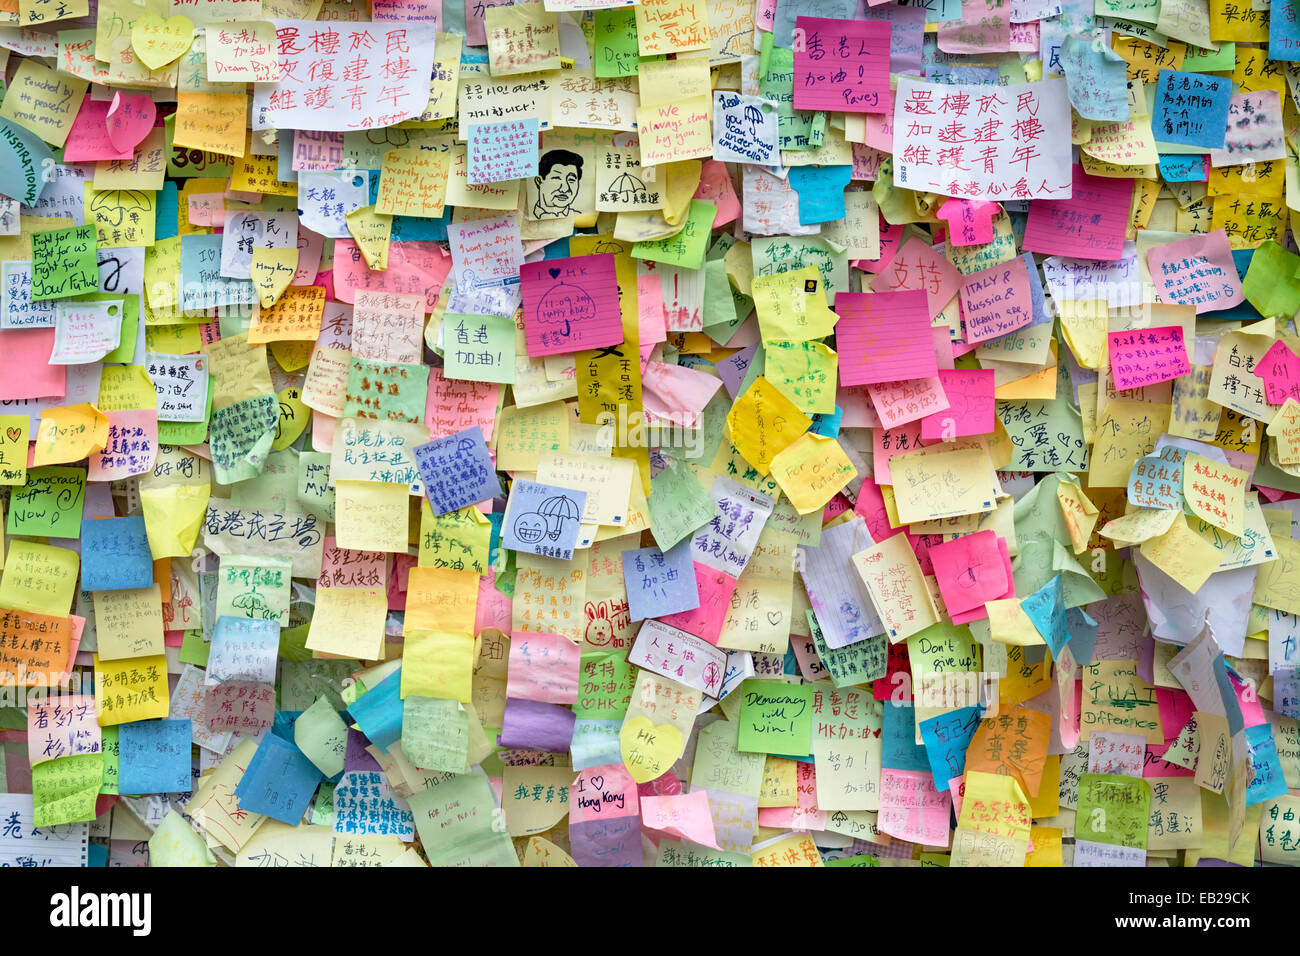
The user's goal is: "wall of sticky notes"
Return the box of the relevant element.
[0,0,1297,874]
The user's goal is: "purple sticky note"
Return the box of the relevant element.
[622,540,700,622]
[568,816,643,867]
[345,727,382,773]
[498,697,575,753]
[413,425,503,515]
[717,345,758,399]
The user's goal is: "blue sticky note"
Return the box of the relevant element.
[180,234,255,310]
[881,701,931,772]
[1059,34,1128,122]
[80,516,154,591]
[0,119,54,206]
[233,732,323,824]
[1021,575,1068,658]
[1153,69,1232,149]
[155,181,179,241]
[1215,657,1245,737]
[1159,154,1208,182]
[1065,606,1098,666]
[1021,252,1050,326]
[348,668,403,753]
[414,426,503,515]
[788,165,852,225]
[772,0,855,47]
[118,719,192,794]
[1203,249,1264,321]
[623,540,700,622]
[1245,723,1289,805]
[919,706,982,790]
[502,479,588,562]
[810,405,843,438]
[1270,0,1300,61]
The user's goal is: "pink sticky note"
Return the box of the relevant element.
[1146,229,1243,314]
[0,328,65,400]
[694,159,741,227]
[293,227,325,285]
[792,17,891,113]
[873,237,961,314]
[959,257,1034,344]
[929,530,1010,617]
[878,767,952,847]
[475,569,512,634]
[318,535,387,589]
[872,420,926,485]
[835,289,937,386]
[641,791,720,849]
[63,98,133,163]
[506,630,581,705]
[854,475,902,543]
[935,198,999,246]
[861,90,895,151]
[642,360,724,428]
[1107,326,1189,391]
[570,763,639,825]
[948,538,1015,624]
[105,92,156,153]
[1021,165,1134,261]
[920,368,996,440]
[1255,339,1300,405]
[657,564,737,645]
[1144,741,1194,777]
[867,375,950,428]
[520,254,624,358]
[757,762,826,830]
[425,364,500,441]
[87,409,158,481]
[332,239,451,312]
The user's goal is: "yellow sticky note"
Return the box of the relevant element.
[851,533,939,642]
[751,833,824,866]
[1267,397,1300,464]
[345,206,392,271]
[770,432,857,515]
[636,94,713,167]
[986,598,1047,647]
[889,446,999,524]
[0,60,88,147]
[0,415,30,486]
[725,376,811,476]
[0,542,79,616]
[1056,480,1099,554]
[33,404,109,467]
[404,566,478,634]
[173,92,248,158]
[249,247,300,309]
[95,653,171,725]
[334,480,410,553]
[304,586,388,661]
[485,2,560,76]
[1088,400,1170,487]
[751,266,839,344]
[375,149,451,219]
[401,629,475,703]
[1182,453,1247,536]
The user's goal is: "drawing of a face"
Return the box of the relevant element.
[513,512,547,544]
[532,149,583,219]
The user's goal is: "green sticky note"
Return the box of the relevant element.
[297,451,336,522]
[1183,41,1234,71]
[401,696,469,773]
[100,726,119,795]
[158,377,212,446]
[407,771,519,867]
[646,457,716,551]
[574,650,638,720]
[344,358,428,423]
[593,7,640,77]
[1075,773,1151,850]
[294,696,350,777]
[632,200,717,270]
[32,752,103,827]
[178,629,210,667]
[1243,240,1300,318]
[760,35,825,152]
[690,718,766,796]
[655,839,753,867]
[443,312,516,384]
[30,223,98,301]
[279,658,360,710]
[808,609,887,687]
[209,393,278,484]
[7,466,86,538]
[825,853,881,867]
[737,679,814,755]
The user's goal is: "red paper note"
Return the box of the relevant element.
[1021,165,1134,261]
[520,253,624,358]
[1107,326,1190,391]
[835,289,937,386]
[791,17,891,114]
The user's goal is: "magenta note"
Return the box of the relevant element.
[959,257,1033,344]
[520,253,624,358]
[1107,325,1190,391]
[792,17,891,114]
[834,289,937,386]
[1256,339,1300,405]
[1020,165,1134,261]
[919,368,996,440]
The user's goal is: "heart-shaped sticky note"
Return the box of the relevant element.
[250,246,299,308]
[106,92,156,154]
[619,716,685,784]
[273,386,309,451]
[130,14,195,71]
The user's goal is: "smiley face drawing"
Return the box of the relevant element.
[513,512,548,544]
